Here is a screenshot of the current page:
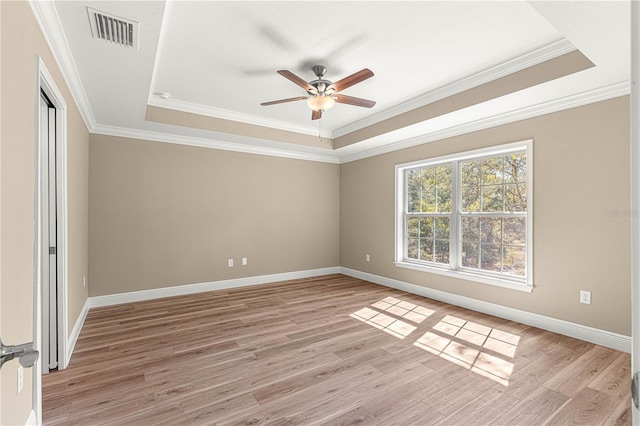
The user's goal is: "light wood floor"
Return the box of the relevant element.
[43,274,632,425]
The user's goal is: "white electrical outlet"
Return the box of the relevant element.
[228,259,234,267]
[83,275,86,288]
[17,366,24,394]
[365,254,370,262]
[580,290,591,305]
[242,257,248,266]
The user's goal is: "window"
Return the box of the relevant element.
[395,141,532,291]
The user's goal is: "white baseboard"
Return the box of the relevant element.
[66,298,90,364]
[340,267,631,353]
[88,267,341,308]
[25,409,36,426]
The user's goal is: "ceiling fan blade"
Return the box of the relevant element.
[334,94,376,108]
[330,68,374,92]
[260,96,308,106]
[312,110,322,120]
[277,70,316,93]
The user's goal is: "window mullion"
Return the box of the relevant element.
[451,160,459,270]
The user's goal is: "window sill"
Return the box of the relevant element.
[394,261,533,293]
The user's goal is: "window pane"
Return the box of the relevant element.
[423,167,436,187]
[503,217,526,245]
[407,237,419,259]
[436,186,452,213]
[420,217,433,238]
[504,153,526,183]
[435,240,450,264]
[462,242,479,268]
[480,244,501,272]
[505,183,527,212]
[408,190,421,212]
[407,217,420,237]
[481,157,504,185]
[503,245,525,276]
[481,185,503,212]
[407,169,422,192]
[461,160,480,187]
[461,217,479,242]
[480,218,501,244]
[420,239,434,261]
[434,217,450,240]
[462,186,480,212]
[421,185,437,212]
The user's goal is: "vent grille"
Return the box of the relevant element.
[87,7,138,48]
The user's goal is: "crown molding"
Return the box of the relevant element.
[28,0,97,130]
[147,97,334,139]
[339,81,630,164]
[91,124,340,164]
[333,38,576,139]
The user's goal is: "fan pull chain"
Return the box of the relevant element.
[319,117,322,144]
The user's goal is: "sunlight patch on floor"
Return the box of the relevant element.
[413,315,520,386]
[350,308,417,339]
[349,298,520,385]
[371,296,435,324]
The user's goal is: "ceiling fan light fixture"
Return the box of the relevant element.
[307,95,336,112]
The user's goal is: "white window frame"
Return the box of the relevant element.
[394,140,533,293]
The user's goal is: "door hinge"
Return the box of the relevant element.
[49,247,56,255]
[633,371,640,409]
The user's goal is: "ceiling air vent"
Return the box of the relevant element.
[87,7,138,49]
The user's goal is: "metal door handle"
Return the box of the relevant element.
[0,338,39,369]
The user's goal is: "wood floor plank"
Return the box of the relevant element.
[437,386,520,425]
[493,385,569,425]
[42,274,631,425]
[546,387,619,425]
[543,345,618,397]
[589,352,633,400]
[383,401,444,426]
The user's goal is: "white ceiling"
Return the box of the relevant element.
[39,1,630,163]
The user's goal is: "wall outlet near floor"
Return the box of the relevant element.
[242,257,248,266]
[228,259,234,267]
[580,290,591,305]
[17,366,23,394]
[83,275,87,288]
[365,254,370,262]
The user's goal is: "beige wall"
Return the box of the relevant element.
[340,96,631,336]
[88,135,340,296]
[1,2,89,424]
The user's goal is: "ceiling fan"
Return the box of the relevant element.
[261,65,376,120]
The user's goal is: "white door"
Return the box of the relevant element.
[631,2,639,424]
[39,92,58,374]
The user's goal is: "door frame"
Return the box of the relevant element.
[33,55,68,423]
[632,2,639,424]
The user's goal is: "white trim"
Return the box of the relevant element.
[26,1,630,167]
[38,57,69,371]
[91,124,341,164]
[148,39,574,142]
[339,81,630,164]
[25,410,37,426]
[88,267,341,308]
[340,267,631,353]
[393,261,533,293]
[66,299,90,363]
[148,98,334,139]
[333,39,576,138]
[630,1,640,422]
[28,0,96,130]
